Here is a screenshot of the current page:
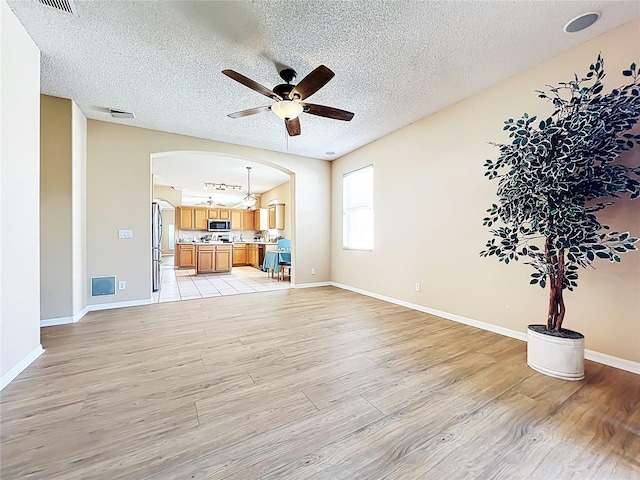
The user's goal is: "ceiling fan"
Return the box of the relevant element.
[195,196,226,207]
[222,65,354,137]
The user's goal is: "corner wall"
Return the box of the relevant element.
[260,181,293,241]
[0,0,42,387]
[330,20,640,364]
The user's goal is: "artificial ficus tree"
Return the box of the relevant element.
[481,55,640,332]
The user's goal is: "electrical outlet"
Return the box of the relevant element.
[118,281,126,290]
[415,282,421,292]
[311,268,316,275]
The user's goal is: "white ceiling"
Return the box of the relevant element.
[7,1,640,160]
[153,153,290,207]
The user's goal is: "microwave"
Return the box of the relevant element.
[207,219,231,231]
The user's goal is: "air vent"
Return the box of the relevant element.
[36,0,78,16]
[109,109,135,119]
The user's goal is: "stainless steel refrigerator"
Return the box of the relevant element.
[152,202,163,292]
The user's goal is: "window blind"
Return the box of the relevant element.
[343,165,373,250]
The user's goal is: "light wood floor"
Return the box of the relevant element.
[1,287,639,479]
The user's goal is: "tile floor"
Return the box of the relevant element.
[153,255,291,303]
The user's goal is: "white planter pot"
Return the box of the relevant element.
[526,325,585,381]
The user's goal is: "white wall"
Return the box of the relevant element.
[71,101,87,316]
[331,20,640,364]
[0,0,42,387]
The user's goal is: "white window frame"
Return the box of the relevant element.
[343,165,374,251]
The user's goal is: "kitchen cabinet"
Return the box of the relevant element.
[215,245,232,271]
[268,204,285,229]
[243,210,255,230]
[254,208,269,230]
[248,244,260,268]
[194,208,208,230]
[177,207,208,230]
[233,243,247,266]
[196,245,215,273]
[208,208,231,220]
[195,244,232,273]
[177,207,194,230]
[176,243,196,268]
[231,209,243,230]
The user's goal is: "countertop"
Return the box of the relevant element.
[176,241,277,245]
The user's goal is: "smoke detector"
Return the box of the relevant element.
[36,0,78,16]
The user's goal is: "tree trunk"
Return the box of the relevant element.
[546,237,566,331]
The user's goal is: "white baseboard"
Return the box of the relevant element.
[585,350,640,375]
[40,316,74,327]
[0,345,44,391]
[87,298,153,312]
[293,281,332,289]
[330,282,639,376]
[41,299,152,327]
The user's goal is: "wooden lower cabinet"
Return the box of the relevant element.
[196,246,215,274]
[177,244,196,268]
[215,247,232,271]
[233,243,247,266]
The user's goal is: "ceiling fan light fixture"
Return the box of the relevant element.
[271,100,303,120]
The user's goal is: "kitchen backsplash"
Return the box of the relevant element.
[177,229,272,243]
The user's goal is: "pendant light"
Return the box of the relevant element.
[242,166,258,208]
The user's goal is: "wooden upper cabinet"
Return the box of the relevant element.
[254,210,261,229]
[208,208,219,219]
[268,204,285,229]
[219,209,231,220]
[231,210,243,230]
[243,210,255,230]
[178,207,194,230]
[194,208,208,230]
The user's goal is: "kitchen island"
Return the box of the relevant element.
[176,241,277,274]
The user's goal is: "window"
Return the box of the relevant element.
[343,165,373,250]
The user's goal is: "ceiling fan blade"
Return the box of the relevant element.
[290,65,335,100]
[227,105,272,118]
[285,117,301,136]
[302,103,354,121]
[222,70,281,100]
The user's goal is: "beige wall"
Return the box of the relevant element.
[87,122,331,305]
[39,95,87,320]
[331,20,640,363]
[153,184,182,207]
[260,181,293,240]
[71,101,87,315]
[0,0,41,381]
[40,95,73,319]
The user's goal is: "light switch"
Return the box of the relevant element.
[118,229,134,239]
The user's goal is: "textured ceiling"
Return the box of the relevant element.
[7,1,640,160]
[153,153,290,207]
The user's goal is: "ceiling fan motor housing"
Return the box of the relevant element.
[273,83,295,99]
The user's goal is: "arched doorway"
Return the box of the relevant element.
[151,151,295,303]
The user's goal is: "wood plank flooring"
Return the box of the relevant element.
[1,286,639,479]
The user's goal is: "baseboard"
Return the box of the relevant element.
[40,305,91,327]
[41,316,74,327]
[293,281,332,289]
[585,350,640,375]
[87,298,153,312]
[0,345,44,391]
[330,282,639,375]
